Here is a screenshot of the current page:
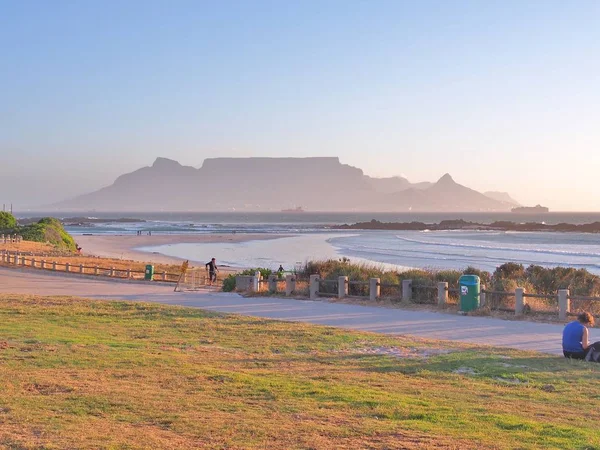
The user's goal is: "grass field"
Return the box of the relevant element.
[1,296,599,449]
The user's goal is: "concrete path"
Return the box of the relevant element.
[1,266,595,355]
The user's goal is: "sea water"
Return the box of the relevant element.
[137,230,600,274]
[52,212,600,274]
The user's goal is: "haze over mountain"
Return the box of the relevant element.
[53,157,519,212]
[483,192,521,206]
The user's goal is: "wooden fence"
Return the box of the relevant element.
[0,250,180,282]
[237,272,600,320]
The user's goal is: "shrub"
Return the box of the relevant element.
[222,275,236,292]
[0,212,17,230]
[221,268,274,292]
[18,217,77,251]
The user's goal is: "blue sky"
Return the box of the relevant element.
[1,0,599,209]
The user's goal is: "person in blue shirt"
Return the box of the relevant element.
[562,312,596,359]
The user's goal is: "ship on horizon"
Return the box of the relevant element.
[281,206,305,213]
[511,204,549,214]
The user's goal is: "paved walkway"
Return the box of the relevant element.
[0,266,594,355]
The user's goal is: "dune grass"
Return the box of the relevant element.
[1,295,600,449]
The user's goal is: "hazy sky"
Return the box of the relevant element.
[1,0,599,210]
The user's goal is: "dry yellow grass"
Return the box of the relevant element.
[0,240,56,254]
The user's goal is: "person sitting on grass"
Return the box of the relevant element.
[562,312,600,360]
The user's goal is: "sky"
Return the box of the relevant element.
[1,0,599,210]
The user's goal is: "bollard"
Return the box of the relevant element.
[438,282,448,306]
[480,284,486,307]
[558,289,570,321]
[14,253,19,266]
[515,288,525,316]
[285,274,296,296]
[309,274,320,300]
[370,278,380,301]
[110,267,115,277]
[95,266,99,275]
[162,271,167,281]
[251,271,260,292]
[80,264,84,274]
[338,276,348,298]
[268,274,277,293]
[402,279,412,302]
[126,269,131,278]
[65,263,70,273]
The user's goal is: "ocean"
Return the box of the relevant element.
[20,211,600,274]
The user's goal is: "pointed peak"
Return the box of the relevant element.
[437,173,455,184]
[152,157,181,168]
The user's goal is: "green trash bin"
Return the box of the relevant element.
[144,264,154,281]
[459,275,480,312]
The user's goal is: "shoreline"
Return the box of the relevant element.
[336,219,600,233]
[76,233,289,268]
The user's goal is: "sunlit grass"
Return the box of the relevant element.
[1,295,599,449]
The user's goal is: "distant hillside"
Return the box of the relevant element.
[53,157,514,212]
[484,191,520,206]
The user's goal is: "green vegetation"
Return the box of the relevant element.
[0,211,17,230]
[0,213,76,251]
[1,295,599,449]
[296,259,600,306]
[222,267,274,292]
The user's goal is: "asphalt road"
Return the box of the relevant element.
[1,266,593,355]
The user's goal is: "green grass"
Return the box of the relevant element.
[1,295,599,449]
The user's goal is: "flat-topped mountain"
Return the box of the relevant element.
[54,157,518,212]
[484,191,520,206]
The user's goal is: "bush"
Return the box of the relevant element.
[221,268,274,292]
[222,275,236,292]
[18,217,77,251]
[0,212,17,230]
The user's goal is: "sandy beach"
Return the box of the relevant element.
[76,233,287,268]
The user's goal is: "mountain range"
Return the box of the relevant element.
[53,157,521,212]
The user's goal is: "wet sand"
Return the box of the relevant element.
[76,233,287,267]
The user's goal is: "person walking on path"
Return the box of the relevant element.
[205,258,218,286]
[562,312,600,360]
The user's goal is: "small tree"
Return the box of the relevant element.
[0,212,17,230]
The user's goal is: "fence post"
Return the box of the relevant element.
[14,253,19,266]
[126,269,131,278]
[268,274,277,293]
[309,274,320,300]
[285,274,296,296]
[438,282,448,306]
[95,265,99,275]
[162,271,167,281]
[31,258,36,268]
[402,279,412,302]
[480,284,486,307]
[65,263,70,273]
[52,261,57,271]
[558,289,570,321]
[251,271,260,292]
[515,288,525,315]
[110,267,115,277]
[338,276,348,298]
[41,260,46,269]
[370,278,380,301]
